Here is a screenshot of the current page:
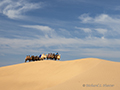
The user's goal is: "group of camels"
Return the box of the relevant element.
[25,53,61,62]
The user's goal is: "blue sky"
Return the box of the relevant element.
[0,0,120,67]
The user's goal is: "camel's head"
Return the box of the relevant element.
[25,55,30,59]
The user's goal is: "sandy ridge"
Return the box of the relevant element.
[0,58,119,90]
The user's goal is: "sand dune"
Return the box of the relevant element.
[0,58,120,90]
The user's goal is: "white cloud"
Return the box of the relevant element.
[95,28,107,34]
[0,0,42,19]
[0,0,11,7]
[21,25,55,38]
[75,26,107,35]
[79,13,120,35]
[78,13,92,23]
[21,25,54,32]
[101,36,105,39]
[79,14,118,24]
[1,23,120,59]
[58,28,71,36]
[94,14,110,23]
[75,27,92,33]
[1,36,120,60]
[1,36,120,53]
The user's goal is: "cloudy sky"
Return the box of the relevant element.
[0,0,120,66]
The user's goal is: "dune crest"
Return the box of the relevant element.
[0,58,120,90]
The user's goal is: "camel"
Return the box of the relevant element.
[25,55,39,62]
[47,53,61,60]
[40,54,47,60]
[54,55,61,60]
[47,53,55,60]
[25,53,60,62]
[25,54,47,62]
[25,55,32,62]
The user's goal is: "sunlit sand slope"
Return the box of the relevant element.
[0,58,119,90]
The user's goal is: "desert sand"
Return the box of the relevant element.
[0,58,120,90]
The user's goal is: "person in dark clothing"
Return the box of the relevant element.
[55,52,59,55]
[39,54,41,58]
